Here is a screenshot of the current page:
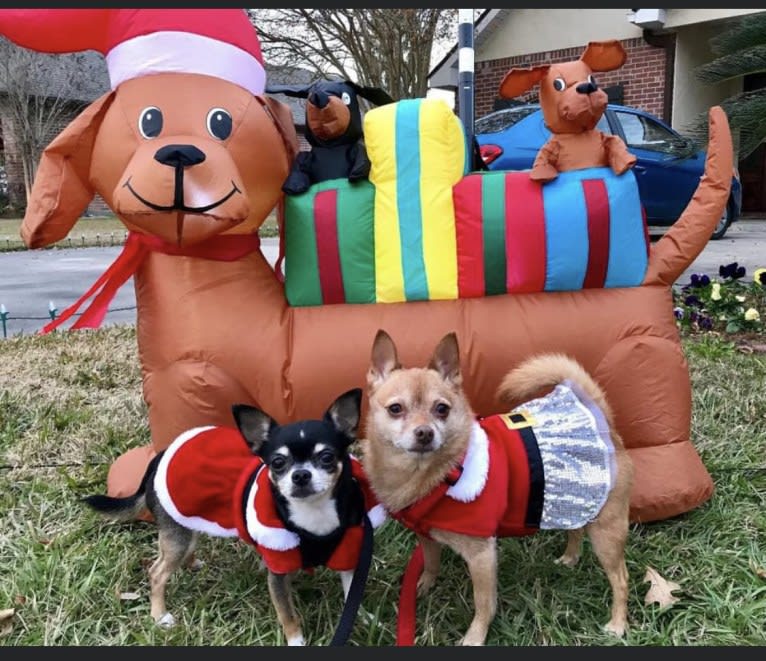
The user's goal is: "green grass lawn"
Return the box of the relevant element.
[1,328,764,645]
[0,215,280,252]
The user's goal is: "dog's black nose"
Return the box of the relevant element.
[154,144,206,168]
[309,90,330,109]
[292,469,312,486]
[576,81,598,95]
[414,425,434,445]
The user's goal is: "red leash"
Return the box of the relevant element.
[396,542,424,646]
[41,231,261,333]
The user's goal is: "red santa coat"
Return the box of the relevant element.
[153,425,386,574]
[391,382,617,539]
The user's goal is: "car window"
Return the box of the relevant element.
[613,111,679,153]
[475,107,538,134]
[596,114,610,133]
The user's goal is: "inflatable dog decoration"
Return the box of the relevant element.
[266,79,394,194]
[499,40,637,183]
[0,9,733,523]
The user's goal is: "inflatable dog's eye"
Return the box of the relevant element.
[341,92,351,105]
[138,106,163,139]
[206,108,233,140]
[553,78,566,92]
[588,74,598,87]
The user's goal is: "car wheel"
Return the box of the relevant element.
[711,201,733,241]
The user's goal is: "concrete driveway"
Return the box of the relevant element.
[1,219,763,337]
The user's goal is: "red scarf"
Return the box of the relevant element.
[41,231,261,334]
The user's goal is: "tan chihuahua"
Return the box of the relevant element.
[361,329,633,645]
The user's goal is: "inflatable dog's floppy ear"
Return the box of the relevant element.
[346,82,395,107]
[498,64,550,100]
[21,91,115,248]
[579,39,627,73]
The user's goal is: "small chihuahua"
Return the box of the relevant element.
[361,330,633,645]
[84,388,386,646]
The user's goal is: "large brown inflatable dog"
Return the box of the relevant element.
[2,10,732,522]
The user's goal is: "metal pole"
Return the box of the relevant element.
[458,9,475,160]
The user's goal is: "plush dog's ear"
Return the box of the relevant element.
[265,84,310,98]
[368,329,401,387]
[348,82,395,107]
[325,388,362,444]
[20,89,115,249]
[498,65,550,99]
[580,40,627,72]
[232,403,277,455]
[428,332,462,387]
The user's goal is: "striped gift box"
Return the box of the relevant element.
[452,167,649,297]
[283,178,376,306]
[365,98,468,303]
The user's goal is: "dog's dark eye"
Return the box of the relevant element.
[317,451,336,468]
[138,106,163,139]
[270,455,288,472]
[387,403,403,416]
[588,74,598,87]
[434,402,451,419]
[207,107,233,140]
[552,78,566,92]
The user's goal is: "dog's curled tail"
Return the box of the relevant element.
[498,353,614,424]
[82,452,160,521]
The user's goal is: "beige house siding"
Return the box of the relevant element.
[477,8,643,62]
[672,22,744,132]
[663,8,757,29]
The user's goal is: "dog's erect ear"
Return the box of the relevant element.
[20,89,115,249]
[325,388,363,444]
[498,65,550,99]
[265,84,310,98]
[368,329,401,388]
[428,332,462,387]
[580,40,627,72]
[347,82,395,107]
[231,404,277,455]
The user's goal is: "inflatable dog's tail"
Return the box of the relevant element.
[82,452,162,521]
[644,106,733,287]
[498,353,614,426]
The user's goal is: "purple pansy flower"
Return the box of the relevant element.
[719,262,746,280]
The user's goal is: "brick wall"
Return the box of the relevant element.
[474,37,667,120]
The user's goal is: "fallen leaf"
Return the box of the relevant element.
[0,609,14,637]
[13,596,26,606]
[643,566,681,608]
[119,592,140,601]
[753,566,766,580]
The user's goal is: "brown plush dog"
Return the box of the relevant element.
[498,40,636,182]
[362,330,633,645]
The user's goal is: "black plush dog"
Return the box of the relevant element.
[266,79,394,194]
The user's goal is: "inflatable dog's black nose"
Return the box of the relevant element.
[154,144,206,168]
[292,469,312,486]
[309,90,330,109]
[576,81,598,95]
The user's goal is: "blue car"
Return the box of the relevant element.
[475,104,742,240]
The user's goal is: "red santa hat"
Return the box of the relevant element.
[0,8,266,96]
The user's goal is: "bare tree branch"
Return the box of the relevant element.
[248,8,454,100]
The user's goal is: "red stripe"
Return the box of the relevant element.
[581,179,610,288]
[314,189,345,305]
[453,174,485,298]
[505,173,546,292]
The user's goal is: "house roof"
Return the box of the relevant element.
[428,9,511,90]
[264,64,317,128]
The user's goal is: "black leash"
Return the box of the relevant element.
[329,512,374,646]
